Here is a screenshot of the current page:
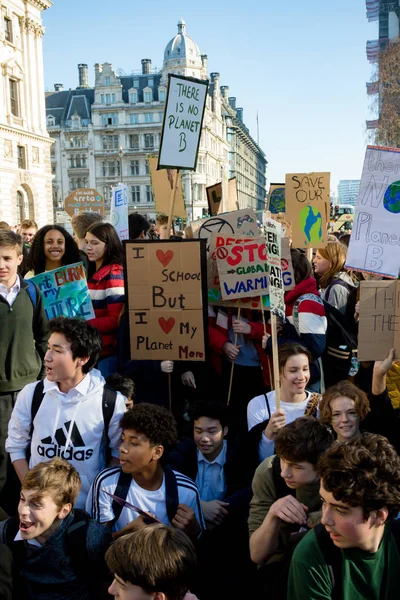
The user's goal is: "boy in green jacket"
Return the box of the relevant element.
[288,433,400,600]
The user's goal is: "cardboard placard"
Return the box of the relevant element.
[268,183,285,214]
[191,208,259,244]
[206,182,223,216]
[226,177,239,212]
[124,240,207,361]
[346,146,400,277]
[285,172,330,248]
[157,74,208,171]
[216,235,268,300]
[64,188,104,217]
[110,184,129,241]
[148,156,186,219]
[30,262,94,320]
[358,280,400,361]
[263,218,285,319]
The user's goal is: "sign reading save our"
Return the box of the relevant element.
[157,74,208,171]
[124,240,208,361]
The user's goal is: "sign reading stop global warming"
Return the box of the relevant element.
[216,236,268,301]
[64,188,104,217]
[346,146,400,277]
[31,262,94,321]
[110,184,129,241]
[158,74,208,171]
[125,240,208,361]
[285,172,330,248]
[263,218,285,319]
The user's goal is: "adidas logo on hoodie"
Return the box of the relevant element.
[37,420,94,461]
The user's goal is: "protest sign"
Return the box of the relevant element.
[148,156,186,219]
[64,188,104,216]
[191,208,259,243]
[110,184,129,241]
[31,262,94,321]
[125,240,208,361]
[226,177,239,212]
[285,172,330,248]
[346,146,400,277]
[263,217,285,319]
[216,235,268,301]
[267,183,285,214]
[206,182,222,216]
[358,280,400,360]
[157,74,208,171]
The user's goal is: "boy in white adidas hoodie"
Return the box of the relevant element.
[6,316,126,509]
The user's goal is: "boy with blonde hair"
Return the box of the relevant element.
[0,458,112,599]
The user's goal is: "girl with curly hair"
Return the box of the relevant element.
[25,225,81,278]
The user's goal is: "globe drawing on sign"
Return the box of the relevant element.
[299,206,323,244]
[383,180,400,214]
[269,188,285,214]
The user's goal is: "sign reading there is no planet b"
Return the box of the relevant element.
[157,74,208,171]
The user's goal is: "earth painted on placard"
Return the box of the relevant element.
[269,188,285,214]
[383,181,400,214]
[299,206,323,244]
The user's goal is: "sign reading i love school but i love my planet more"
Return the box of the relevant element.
[157,74,208,171]
[124,240,208,361]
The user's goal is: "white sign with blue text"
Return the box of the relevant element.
[110,184,129,241]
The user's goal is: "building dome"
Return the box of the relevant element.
[163,20,202,69]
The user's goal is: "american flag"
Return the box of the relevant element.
[366,119,379,129]
[366,81,379,95]
[366,0,379,22]
[366,40,380,63]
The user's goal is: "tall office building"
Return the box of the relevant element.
[337,180,360,206]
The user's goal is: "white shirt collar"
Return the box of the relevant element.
[197,440,227,466]
[43,372,92,397]
[0,275,20,294]
[14,530,42,547]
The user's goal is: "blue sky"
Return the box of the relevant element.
[42,0,378,192]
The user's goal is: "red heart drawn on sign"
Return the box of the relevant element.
[156,249,174,267]
[158,317,175,334]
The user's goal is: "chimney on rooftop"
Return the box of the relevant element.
[141,59,152,74]
[220,86,229,100]
[228,97,236,110]
[201,54,208,74]
[236,108,243,121]
[54,83,64,92]
[77,64,89,88]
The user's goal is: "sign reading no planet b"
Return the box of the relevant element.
[158,74,208,171]
[31,262,94,321]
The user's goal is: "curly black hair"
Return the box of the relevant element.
[27,225,81,274]
[120,404,178,449]
[48,316,102,373]
[318,433,400,519]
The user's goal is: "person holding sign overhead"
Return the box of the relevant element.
[25,225,81,279]
[85,222,125,377]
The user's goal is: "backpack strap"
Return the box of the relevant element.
[314,523,342,600]
[264,393,272,420]
[28,380,45,452]
[25,279,38,310]
[164,466,179,525]
[324,278,353,305]
[111,469,132,523]
[305,393,321,417]
[101,385,117,442]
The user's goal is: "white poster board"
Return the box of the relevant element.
[263,217,285,319]
[110,184,129,241]
[346,145,400,277]
[158,74,208,171]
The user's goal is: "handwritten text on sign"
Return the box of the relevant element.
[263,218,285,319]
[358,280,400,361]
[31,262,95,321]
[216,236,269,300]
[346,146,400,277]
[158,74,208,170]
[125,241,206,361]
[285,172,330,249]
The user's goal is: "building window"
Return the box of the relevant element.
[101,113,118,126]
[129,92,137,103]
[144,91,152,103]
[197,156,205,174]
[17,145,26,169]
[130,160,139,175]
[144,134,154,149]
[102,161,120,177]
[105,76,110,86]
[148,78,154,87]
[112,93,116,103]
[131,185,140,204]
[158,112,163,122]
[133,79,139,88]
[9,79,19,117]
[129,134,139,149]
[100,94,105,103]
[102,135,119,150]
[159,90,166,102]
[130,113,139,125]
[16,191,23,222]
[144,113,153,123]
[144,160,149,175]
[145,185,153,203]
[105,94,111,103]
[4,17,12,43]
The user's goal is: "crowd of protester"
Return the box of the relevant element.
[0,212,399,599]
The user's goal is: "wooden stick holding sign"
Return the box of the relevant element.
[166,169,180,240]
[271,313,281,410]
[227,307,241,406]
